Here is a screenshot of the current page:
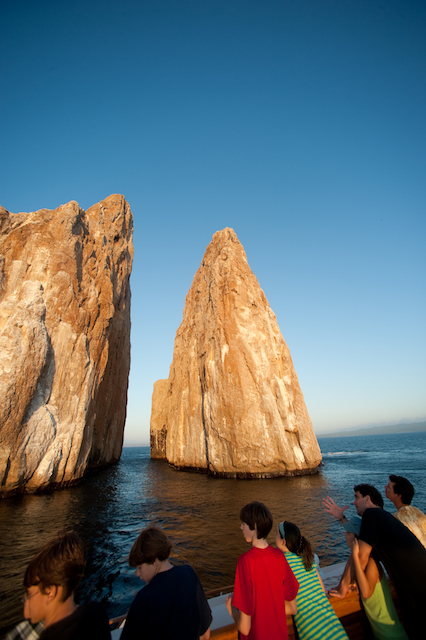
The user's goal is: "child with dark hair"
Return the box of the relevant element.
[16,532,110,640]
[276,521,348,640]
[226,502,299,640]
[239,501,274,539]
[344,517,408,640]
[128,526,172,566]
[120,526,212,640]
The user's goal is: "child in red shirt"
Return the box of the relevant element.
[226,502,299,640]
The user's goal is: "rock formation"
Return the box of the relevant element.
[0,194,133,496]
[150,228,321,477]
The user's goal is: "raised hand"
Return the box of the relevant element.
[322,496,349,521]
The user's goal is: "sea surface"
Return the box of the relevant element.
[1,431,425,635]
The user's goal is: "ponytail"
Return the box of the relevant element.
[280,521,314,571]
[298,535,314,571]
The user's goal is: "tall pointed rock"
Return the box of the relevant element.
[151,228,321,477]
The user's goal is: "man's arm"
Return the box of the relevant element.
[225,595,251,636]
[199,629,210,640]
[322,496,349,523]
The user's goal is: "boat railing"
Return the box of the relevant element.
[108,563,402,640]
[205,585,234,598]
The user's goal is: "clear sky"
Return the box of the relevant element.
[1,0,425,444]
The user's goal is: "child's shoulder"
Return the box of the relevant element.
[239,545,283,562]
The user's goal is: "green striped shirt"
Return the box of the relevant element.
[285,551,348,640]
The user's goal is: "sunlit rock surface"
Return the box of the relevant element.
[151,227,321,477]
[0,195,133,496]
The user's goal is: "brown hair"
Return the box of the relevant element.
[128,527,172,567]
[389,475,414,505]
[239,502,273,539]
[24,532,86,602]
[281,521,314,571]
[354,484,384,508]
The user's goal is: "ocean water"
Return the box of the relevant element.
[1,431,425,635]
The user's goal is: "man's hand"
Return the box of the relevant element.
[322,496,349,521]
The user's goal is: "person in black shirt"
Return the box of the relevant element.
[120,526,212,640]
[325,484,426,639]
[358,505,426,639]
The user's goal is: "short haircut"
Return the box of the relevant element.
[24,532,85,602]
[239,501,273,539]
[389,475,415,505]
[354,484,384,509]
[128,527,172,567]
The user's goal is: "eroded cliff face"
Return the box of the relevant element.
[150,228,321,477]
[0,195,133,496]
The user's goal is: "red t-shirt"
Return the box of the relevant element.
[232,545,299,640]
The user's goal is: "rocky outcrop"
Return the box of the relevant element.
[0,195,133,496]
[150,228,321,477]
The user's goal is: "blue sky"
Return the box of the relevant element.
[1,0,425,444]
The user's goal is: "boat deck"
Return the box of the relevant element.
[111,561,400,640]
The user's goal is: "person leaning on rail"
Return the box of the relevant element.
[323,484,426,640]
[343,515,408,640]
[119,526,212,640]
[226,501,299,640]
[275,520,348,640]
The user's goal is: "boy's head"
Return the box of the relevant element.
[128,527,172,567]
[24,532,86,602]
[388,475,414,505]
[239,502,273,539]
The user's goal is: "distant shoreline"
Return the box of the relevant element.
[123,420,426,447]
[123,441,150,448]
[316,420,426,439]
